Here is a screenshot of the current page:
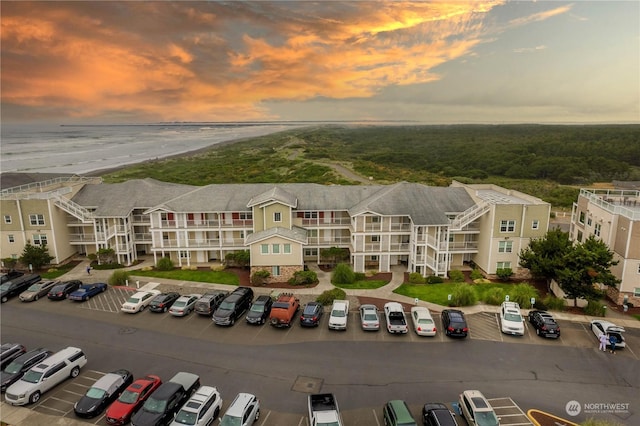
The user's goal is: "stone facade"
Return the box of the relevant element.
[250,265,303,284]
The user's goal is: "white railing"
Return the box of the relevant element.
[53,194,94,223]
[0,176,101,196]
[450,202,490,230]
[581,189,640,220]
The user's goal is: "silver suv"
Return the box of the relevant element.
[219,392,260,426]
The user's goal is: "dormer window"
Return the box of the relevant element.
[274,212,282,222]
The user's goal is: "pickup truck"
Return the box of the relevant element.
[131,372,200,426]
[0,274,41,303]
[328,300,349,330]
[269,293,300,327]
[384,302,408,334]
[308,393,344,426]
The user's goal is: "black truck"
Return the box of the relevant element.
[0,274,41,303]
[131,372,200,426]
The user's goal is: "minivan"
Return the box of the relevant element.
[4,346,87,405]
[212,287,254,326]
[383,400,417,426]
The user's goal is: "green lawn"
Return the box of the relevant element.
[129,269,239,286]
[39,262,81,279]
[333,280,389,290]
[394,282,528,306]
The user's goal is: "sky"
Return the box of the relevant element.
[1,1,638,124]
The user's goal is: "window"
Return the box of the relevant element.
[308,229,318,238]
[274,212,281,222]
[3,215,11,224]
[587,217,592,226]
[304,212,318,219]
[496,261,511,269]
[180,251,190,259]
[304,248,318,256]
[634,288,640,297]
[638,263,640,274]
[498,241,513,253]
[500,220,515,232]
[272,244,280,254]
[531,220,539,230]
[579,211,585,224]
[371,235,380,242]
[8,235,15,243]
[371,216,380,223]
[29,214,45,226]
[239,212,252,220]
[272,266,280,276]
[594,223,601,237]
[32,234,48,246]
[261,244,269,254]
[577,230,583,242]
[284,244,291,254]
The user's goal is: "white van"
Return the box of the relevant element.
[5,346,87,405]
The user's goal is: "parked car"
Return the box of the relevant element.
[328,299,349,330]
[219,392,260,426]
[69,282,108,302]
[384,302,408,334]
[149,292,181,313]
[410,307,437,337]
[169,294,202,317]
[499,301,524,336]
[194,291,228,316]
[1,271,24,284]
[1,348,52,392]
[170,385,223,426]
[269,293,300,328]
[458,390,499,426]
[528,310,560,338]
[359,304,380,331]
[74,369,133,418]
[246,294,273,325]
[590,320,626,350]
[300,301,324,327]
[121,289,162,313]
[422,402,458,426]
[212,287,254,326]
[19,280,59,302]
[4,346,87,405]
[1,274,42,303]
[47,280,82,300]
[0,343,27,371]
[105,375,163,425]
[441,309,468,338]
[383,399,417,426]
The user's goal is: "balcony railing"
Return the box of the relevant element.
[185,220,220,228]
[68,234,96,243]
[307,237,351,245]
[134,233,152,242]
[132,215,151,224]
[302,218,351,226]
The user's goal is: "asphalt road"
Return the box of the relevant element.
[1,295,638,425]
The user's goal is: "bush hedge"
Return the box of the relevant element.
[316,288,347,305]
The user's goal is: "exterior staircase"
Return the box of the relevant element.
[53,194,94,223]
[450,201,490,230]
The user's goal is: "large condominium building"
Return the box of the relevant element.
[0,176,550,283]
[570,188,640,306]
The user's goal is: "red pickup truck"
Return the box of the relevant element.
[269,293,300,328]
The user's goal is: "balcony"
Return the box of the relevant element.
[134,233,152,242]
[302,218,351,227]
[131,215,150,224]
[219,219,253,228]
[186,220,220,228]
[307,237,351,245]
[68,234,96,243]
[448,241,479,252]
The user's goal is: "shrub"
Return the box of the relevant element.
[448,270,465,282]
[289,270,318,286]
[316,288,347,305]
[210,264,226,272]
[449,283,477,307]
[470,269,484,280]
[584,300,606,317]
[156,257,174,271]
[426,275,444,284]
[509,283,539,309]
[331,263,355,285]
[408,272,425,284]
[87,253,97,262]
[354,272,366,281]
[2,257,18,270]
[251,270,270,286]
[483,287,506,305]
[92,262,124,270]
[109,270,131,286]
[543,295,566,311]
[496,268,513,281]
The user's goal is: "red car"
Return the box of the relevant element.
[105,375,162,425]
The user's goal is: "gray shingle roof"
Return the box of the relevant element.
[247,186,297,208]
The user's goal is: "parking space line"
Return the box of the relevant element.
[34,404,68,414]
[258,409,271,425]
[297,414,306,426]
[59,389,84,397]
[372,408,381,426]
[48,394,78,404]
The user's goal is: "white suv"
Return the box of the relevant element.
[170,385,222,426]
[499,301,524,336]
[5,346,87,405]
[220,392,260,426]
[458,390,499,426]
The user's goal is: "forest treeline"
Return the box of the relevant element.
[102,124,640,208]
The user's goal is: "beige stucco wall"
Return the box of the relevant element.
[250,235,302,267]
[261,203,291,230]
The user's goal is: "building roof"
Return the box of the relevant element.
[245,226,308,245]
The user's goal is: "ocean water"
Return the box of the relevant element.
[0,123,303,175]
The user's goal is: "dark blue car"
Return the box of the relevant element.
[69,282,108,301]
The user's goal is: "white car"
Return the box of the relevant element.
[410,306,437,336]
[121,289,161,313]
[169,294,202,317]
[220,392,260,426]
[359,304,380,331]
[499,301,524,336]
[170,385,222,426]
[328,300,349,330]
[590,319,626,349]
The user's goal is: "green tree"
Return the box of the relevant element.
[519,228,573,288]
[557,236,620,307]
[96,248,116,264]
[2,258,18,270]
[331,263,355,285]
[320,247,349,267]
[19,243,54,270]
[156,257,174,271]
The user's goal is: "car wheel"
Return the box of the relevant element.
[34,295,39,301]
[140,305,145,312]
[1,296,7,303]
[536,328,540,336]
[230,317,235,326]
[30,391,41,404]
[70,366,80,378]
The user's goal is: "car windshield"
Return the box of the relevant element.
[27,284,42,291]
[3,360,24,374]
[475,410,499,426]
[364,313,378,321]
[504,313,522,322]
[0,284,11,291]
[173,301,186,308]
[75,289,87,294]
[143,396,167,414]
[250,304,265,313]
[127,297,140,304]
[21,370,44,383]
[220,415,242,426]
[331,309,345,317]
[219,301,234,310]
[86,387,107,399]
[174,409,197,425]
[418,318,434,325]
[118,389,140,404]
